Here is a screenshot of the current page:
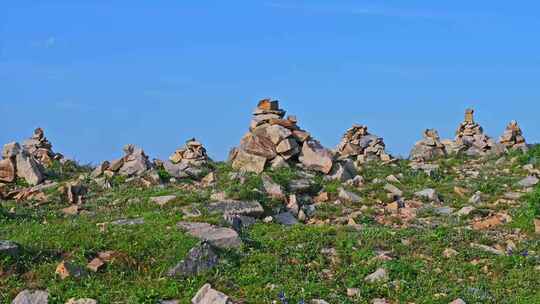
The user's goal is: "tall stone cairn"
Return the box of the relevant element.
[409,129,447,162]
[336,124,393,163]
[22,128,63,166]
[169,138,209,166]
[453,109,503,156]
[229,99,334,174]
[499,120,528,152]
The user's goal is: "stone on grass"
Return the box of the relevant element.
[338,188,362,203]
[275,212,299,226]
[288,179,313,193]
[87,257,105,272]
[207,200,264,218]
[150,195,177,206]
[534,219,540,234]
[65,299,97,304]
[518,176,539,188]
[191,284,231,304]
[0,240,20,257]
[364,268,388,283]
[110,218,145,226]
[262,174,285,200]
[311,300,329,304]
[450,299,467,304]
[456,206,475,217]
[470,243,504,256]
[414,188,440,202]
[12,290,49,304]
[384,184,403,197]
[55,261,86,280]
[168,242,219,278]
[177,222,241,249]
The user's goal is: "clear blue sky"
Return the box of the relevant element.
[1,1,539,164]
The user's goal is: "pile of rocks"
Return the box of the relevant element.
[452,109,504,156]
[22,128,63,166]
[92,144,153,178]
[336,124,393,163]
[229,99,334,175]
[162,138,211,179]
[409,129,447,162]
[0,142,44,185]
[499,120,528,152]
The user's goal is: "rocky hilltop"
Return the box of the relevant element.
[1,100,539,304]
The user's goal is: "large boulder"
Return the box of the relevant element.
[0,159,16,183]
[15,152,44,186]
[299,140,334,174]
[231,150,267,174]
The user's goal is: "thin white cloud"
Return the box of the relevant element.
[264,2,447,19]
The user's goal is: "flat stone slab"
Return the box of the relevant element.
[150,195,177,206]
[207,200,264,218]
[274,212,299,226]
[177,222,241,249]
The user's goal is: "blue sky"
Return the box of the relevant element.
[1,1,539,164]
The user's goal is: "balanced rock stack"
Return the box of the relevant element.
[453,109,503,156]
[0,142,44,185]
[162,138,210,179]
[22,128,63,166]
[499,120,528,152]
[92,144,153,178]
[409,129,447,162]
[336,124,393,163]
[229,99,334,175]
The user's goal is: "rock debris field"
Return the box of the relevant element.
[1,99,540,304]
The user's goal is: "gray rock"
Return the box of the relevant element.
[311,300,330,304]
[327,160,357,182]
[119,150,151,176]
[177,222,241,249]
[434,207,454,216]
[15,152,44,185]
[207,200,264,218]
[518,176,539,188]
[364,268,388,283]
[299,140,334,174]
[0,240,20,257]
[469,192,482,204]
[150,195,177,206]
[163,160,191,179]
[338,188,362,203]
[456,206,475,217]
[191,284,230,304]
[262,174,285,200]
[288,179,313,193]
[274,212,299,226]
[110,218,145,226]
[65,299,97,304]
[168,242,219,278]
[414,188,440,202]
[231,150,267,174]
[384,184,403,197]
[12,290,49,304]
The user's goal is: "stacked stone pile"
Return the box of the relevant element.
[336,124,393,163]
[0,142,44,185]
[22,128,63,166]
[230,99,335,175]
[162,138,211,179]
[92,144,153,178]
[409,129,447,162]
[452,109,504,156]
[499,120,528,152]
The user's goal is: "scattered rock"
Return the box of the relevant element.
[472,213,511,230]
[65,299,97,304]
[443,248,459,258]
[338,188,362,203]
[384,183,403,197]
[518,176,539,188]
[177,222,241,249]
[289,179,313,193]
[55,261,86,280]
[150,195,177,206]
[274,212,299,226]
[414,188,440,202]
[87,257,105,272]
[470,243,504,256]
[170,138,209,166]
[110,218,145,226]
[346,288,360,298]
[207,200,264,218]
[12,290,49,304]
[364,268,388,283]
[0,240,20,257]
[371,299,389,304]
[534,219,540,234]
[191,284,231,304]
[469,192,482,205]
[450,299,466,304]
[311,300,329,304]
[168,242,219,278]
[456,206,475,217]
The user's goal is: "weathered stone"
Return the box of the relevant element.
[289,178,314,193]
[0,240,20,257]
[327,160,357,182]
[231,150,267,174]
[262,174,285,200]
[91,161,110,178]
[414,188,440,202]
[191,284,230,304]
[0,158,16,183]
[299,140,334,174]
[15,152,44,185]
[265,125,293,145]
[87,257,105,272]
[274,212,299,226]
[499,120,528,152]
[364,268,388,283]
[168,242,219,278]
[534,219,540,234]
[12,290,49,304]
[239,133,277,160]
[518,176,539,188]
[410,129,447,161]
[2,142,21,159]
[207,200,264,218]
[384,184,403,197]
[177,222,241,249]
[65,299,97,304]
[337,125,393,163]
[338,188,362,203]
[450,299,467,304]
[150,195,177,206]
[55,261,86,280]
[110,218,145,226]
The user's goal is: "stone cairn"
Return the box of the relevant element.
[92,144,153,179]
[162,138,210,179]
[0,142,44,186]
[22,128,63,167]
[409,129,447,162]
[229,99,335,175]
[336,124,393,164]
[452,109,503,156]
[499,120,528,152]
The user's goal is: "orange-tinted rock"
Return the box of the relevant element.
[0,159,16,183]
